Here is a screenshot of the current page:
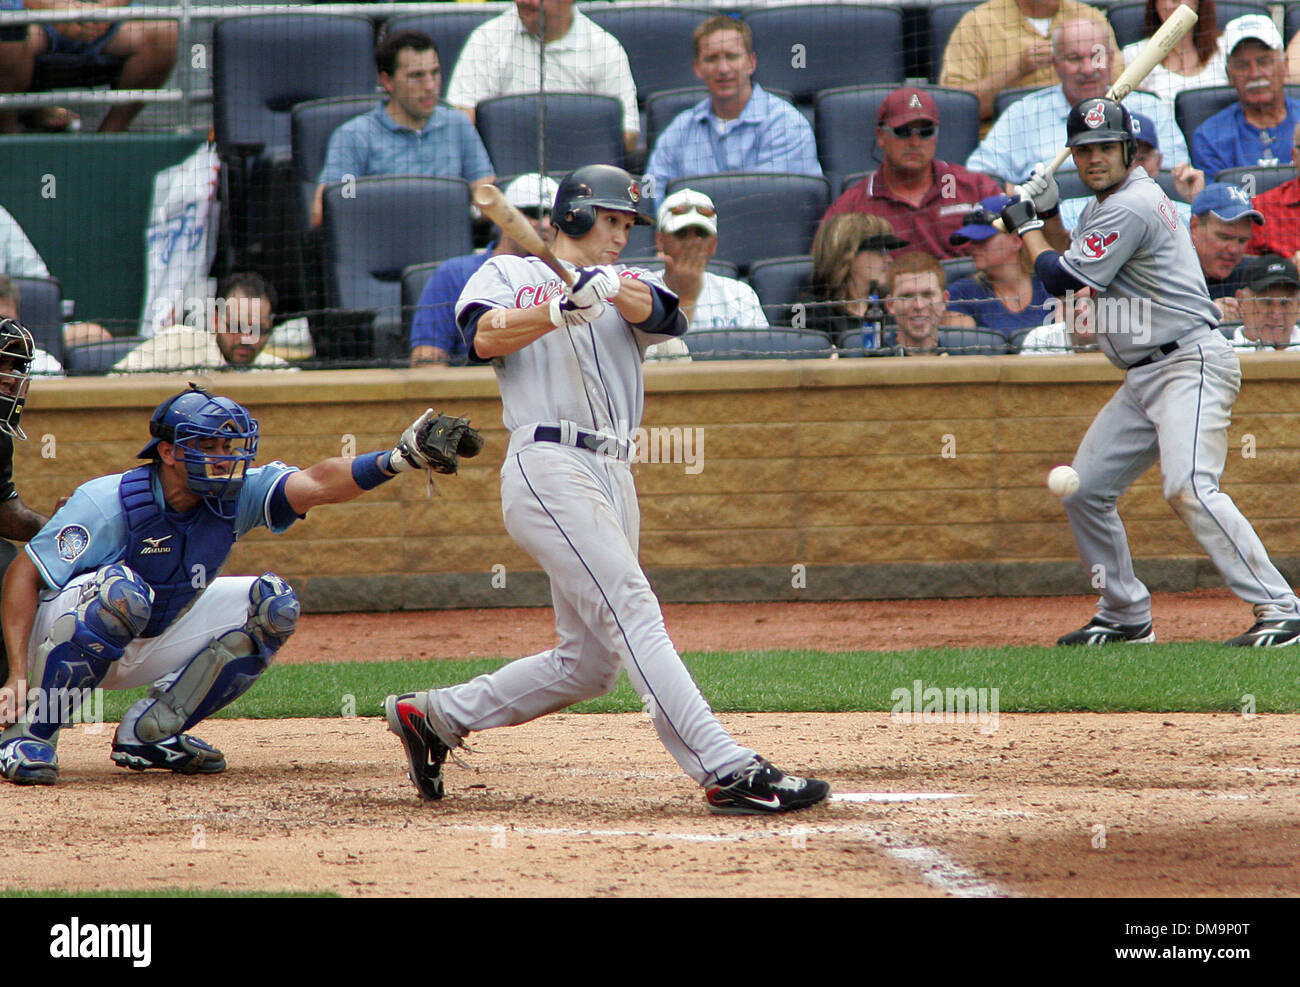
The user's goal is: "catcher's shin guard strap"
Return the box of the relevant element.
[352,450,396,489]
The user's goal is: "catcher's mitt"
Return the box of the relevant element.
[397,409,484,475]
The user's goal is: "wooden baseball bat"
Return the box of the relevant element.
[994,3,1199,230]
[472,184,574,288]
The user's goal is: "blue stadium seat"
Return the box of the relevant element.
[1108,1,1265,49]
[290,96,379,230]
[929,1,981,83]
[402,260,442,338]
[742,4,905,103]
[1174,86,1238,145]
[994,84,1048,122]
[941,256,977,287]
[12,275,64,365]
[747,256,814,324]
[1214,165,1294,196]
[64,338,146,376]
[383,8,496,80]
[321,177,473,362]
[815,85,980,189]
[585,4,717,104]
[938,328,1011,355]
[476,94,625,176]
[664,173,831,274]
[685,328,835,360]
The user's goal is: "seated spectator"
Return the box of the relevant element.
[797,213,906,346]
[411,173,559,366]
[446,0,639,155]
[313,30,495,228]
[1191,15,1300,177]
[0,276,62,375]
[1122,0,1227,106]
[885,253,949,356]
[112,272,289,373]
[1018,291,1098,353]
[646,16,820,197]
[967,18,1189,185]
[1191,182,1262,316]
[1230,254,1300,349]
[820,87,1001,260]
[1245,122,1300,264]
[946,194,1053,342]
[653,189,767,331]
[1059,110,1202,230]
[939,0,1120,133]
[0,4,178,133]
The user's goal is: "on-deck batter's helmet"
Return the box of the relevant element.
[138,383,260,519]
[0,317,35,440]
[1066,97,1138,168]
[553,164,653,238]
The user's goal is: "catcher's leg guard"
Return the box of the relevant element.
[123,574,299,745]
[5,564,152,745]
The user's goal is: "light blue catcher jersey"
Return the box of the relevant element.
[27,462,300,590]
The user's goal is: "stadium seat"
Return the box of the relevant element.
[12,276,64,365]
[644,86,797,175]
[928,0,981,83]
[747,256,814,323]
[994,84,1047,121]
[1108,1,1265,49]
[321,177,473,362]
[64,338,145,376]
[1288,4,1300,45]
[742,4,905,103]
[1214,165,1294,196]
[585,4,716,104]
[290,96,379,230]
[941,256,977,286]
[664,173,831,274]
[383,8,497,80]
[938,328,1010,355]
[1055,171,1089,201]
[402,260,442,338]
[476,94,625,176]
[815,85,980,189]
[685,328,835,360]
[1172,85,1300,147]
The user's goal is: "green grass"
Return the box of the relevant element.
[88,644,1300,721]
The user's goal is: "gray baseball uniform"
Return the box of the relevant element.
[425,255,758,785]
[1055,170,1300,624]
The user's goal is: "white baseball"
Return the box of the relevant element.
[1047,465,1080,497]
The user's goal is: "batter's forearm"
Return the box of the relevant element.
[611,278,653,324]
[471,305,559,360]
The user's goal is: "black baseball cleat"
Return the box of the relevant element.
[111,734,226,774]
[1056,618,1155,646]
[384,692,456,800]
[705,757,831,816]
[1225,618,1300,647]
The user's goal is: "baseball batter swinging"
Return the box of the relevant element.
[1001,97,1300,646]
[383,164,830,814]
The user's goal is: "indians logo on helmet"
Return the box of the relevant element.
[1081,229,1119,259]
[1084,102,1107,129]
[628,181,641,203]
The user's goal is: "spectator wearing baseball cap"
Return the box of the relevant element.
[1190,14,1300,178]
[1245,120,1300,264]
[410,173,559,366]
[819,86,1002,261]
[1189,181,1265,313]
[1231,253,1300,349]
[652,189,767,333]
[646,15,821,197]
[1058,110,1202,230]
[945,193,1053,342]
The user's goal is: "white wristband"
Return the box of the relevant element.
[548,296,563,328]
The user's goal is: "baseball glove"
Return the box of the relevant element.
[396,409,484,475]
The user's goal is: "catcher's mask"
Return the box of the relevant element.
[139,383,259,519]
[0,317,35,440]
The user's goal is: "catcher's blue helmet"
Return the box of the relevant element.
[138,383,259,519]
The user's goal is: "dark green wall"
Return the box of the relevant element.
[0,133,205,331]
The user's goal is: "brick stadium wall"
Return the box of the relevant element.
[14,355,1300,612]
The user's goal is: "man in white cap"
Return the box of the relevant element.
[410,173,559,366]
[1191,15,1300,177]
[653,188,768,332]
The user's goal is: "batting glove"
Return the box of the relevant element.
[1016,162,1060,218]
[567,265,621,308]
[999,197,1044,238]
[549,295,604,329]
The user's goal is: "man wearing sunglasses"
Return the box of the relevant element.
[821,86,1001,260]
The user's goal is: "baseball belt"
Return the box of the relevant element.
[1128,340,1180,369]
[533,424,631,460]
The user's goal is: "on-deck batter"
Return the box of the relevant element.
[1002,96,1300,646]
[383,164,830,814]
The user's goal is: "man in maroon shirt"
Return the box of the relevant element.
[819,87,1002,260]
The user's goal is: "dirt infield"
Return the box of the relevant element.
[2,590,1298,898]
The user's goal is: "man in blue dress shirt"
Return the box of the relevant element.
[312,30,496,227]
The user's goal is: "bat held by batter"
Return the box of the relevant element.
[472,184,574,288]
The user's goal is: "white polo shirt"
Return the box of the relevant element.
[446,7,639,136]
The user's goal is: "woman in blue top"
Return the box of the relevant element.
[946,194,1052,347]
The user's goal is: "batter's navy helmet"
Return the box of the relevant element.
[553,165,652,237]
[138,383,260,519]
[1066,97,1138,167]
